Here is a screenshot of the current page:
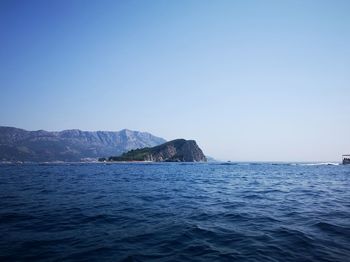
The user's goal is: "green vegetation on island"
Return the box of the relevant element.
[99,139,207,162]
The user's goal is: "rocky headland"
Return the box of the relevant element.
[101,139,207,162]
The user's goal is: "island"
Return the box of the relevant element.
[99,139,207,162]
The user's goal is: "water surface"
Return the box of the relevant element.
[0,163,349,261]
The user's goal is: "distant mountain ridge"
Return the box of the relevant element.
[0,126,166,162]
[105,139,207,162]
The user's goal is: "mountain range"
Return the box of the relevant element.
[0,126,166,162]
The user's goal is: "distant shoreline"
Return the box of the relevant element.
[0,161,343,166]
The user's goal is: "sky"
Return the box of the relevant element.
[1,0,350,161]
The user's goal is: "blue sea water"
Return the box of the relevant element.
[0,162,349,262]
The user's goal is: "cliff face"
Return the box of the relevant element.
[0,126,166,162]
[107,139,207,162]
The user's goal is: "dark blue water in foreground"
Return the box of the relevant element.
[0,163,349,261]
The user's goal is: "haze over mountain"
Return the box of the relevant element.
[0,126,166,162]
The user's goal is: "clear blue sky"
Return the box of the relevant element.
[1,0,349,161]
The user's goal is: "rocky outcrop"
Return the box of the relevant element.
[106,139,207,162]
[0,126,166,162]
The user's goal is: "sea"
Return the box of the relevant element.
[0,162,349,261]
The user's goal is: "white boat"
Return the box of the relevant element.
[342,155,350,165]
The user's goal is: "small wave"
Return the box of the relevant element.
[0,212,37,224]
[294,162,340,166]
[219,162,238,166]
[314,222,350,235]
[120,255,143,262]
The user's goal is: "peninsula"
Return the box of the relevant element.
[100,139,207,162]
